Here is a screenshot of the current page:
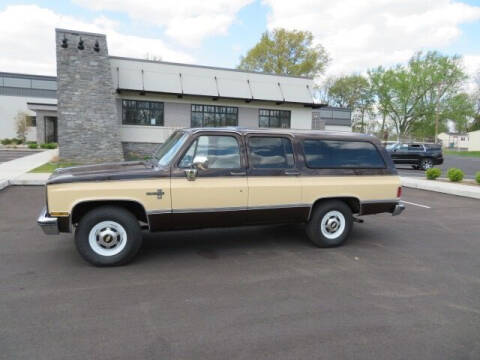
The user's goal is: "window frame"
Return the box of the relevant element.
[122,99,164,127]
[245,134,297,175]
[258,109,291,129]
[301,139,386,170]
[173,132,246,177]
[191,104,239,127]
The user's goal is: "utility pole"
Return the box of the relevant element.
[434,83,441,144]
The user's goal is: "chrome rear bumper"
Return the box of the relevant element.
[37,207,59,235]
[392,203,405,216]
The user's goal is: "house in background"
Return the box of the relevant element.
[467,129,480,151]
[437,132,469,150]
[0,72,57,143]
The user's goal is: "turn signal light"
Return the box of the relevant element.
[397,186,402,198]
[50,211,69,217]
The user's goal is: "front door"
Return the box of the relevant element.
[44,116,57,143]
[245,135,304,224]
[170,133,248,229]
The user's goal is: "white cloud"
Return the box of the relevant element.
[73,0,254,46]
[0,5,194,75]
[262,0,480,79]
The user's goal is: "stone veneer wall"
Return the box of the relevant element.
[55,29,123,163]
[122,142,160,160]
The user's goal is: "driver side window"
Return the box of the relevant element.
[178,135,241,169]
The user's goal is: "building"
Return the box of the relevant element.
[467,129,480,151]
[3,28,351,162]
[437,132,469,150]
[0,72,57,142]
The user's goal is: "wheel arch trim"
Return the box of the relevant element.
[70,199,150,231]
[307,196,361,220]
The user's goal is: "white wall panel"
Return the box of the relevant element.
[120,125,180,143]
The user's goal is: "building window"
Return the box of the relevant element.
[122,100,164,126]
[259,109,291,128]
[27,116,36,127]
[191,105,238,127]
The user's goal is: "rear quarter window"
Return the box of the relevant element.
[303,139,385,169]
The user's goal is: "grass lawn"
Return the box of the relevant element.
[29,161,77,173]
[444,150,480,158]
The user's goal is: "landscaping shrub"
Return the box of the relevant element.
[425,168,441,180]
[26,141,37,145]
[1,138,12,145]
[28,143,38,149]
[40,142,58,149]
[476,171,480,184]
[447,168,464,182]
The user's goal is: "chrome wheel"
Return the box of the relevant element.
[88,221,127,256]
[320,210,346,240]
[421,159,433,170]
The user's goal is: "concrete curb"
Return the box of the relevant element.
[401,176,480,200]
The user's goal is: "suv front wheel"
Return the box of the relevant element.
[306,200,353,247]
[75,206,143,266]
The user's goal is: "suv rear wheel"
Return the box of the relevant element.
[75,206,143,266]
[420,158,433,170]
[306,200,353,247]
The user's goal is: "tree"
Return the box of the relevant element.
[144,53,162,62]
[368,66,392,138]
[370,51,468,138]
[238,28,329,77]
[15,111,29,142]
[328,74,374,132]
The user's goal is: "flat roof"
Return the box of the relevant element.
[0,72,56,81]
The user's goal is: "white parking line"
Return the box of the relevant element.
[400,200,431,209]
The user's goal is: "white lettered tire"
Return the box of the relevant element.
[306,200,353,247]
[75,206,142,266]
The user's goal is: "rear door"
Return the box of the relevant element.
[407,144,424,164]
[245,134,304,224]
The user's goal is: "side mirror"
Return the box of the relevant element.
[185,168,197,181]
[193,155,208,171]
[184,156,208,181]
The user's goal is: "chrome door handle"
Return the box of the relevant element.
[285,170,300,176]
[230,171,246,176]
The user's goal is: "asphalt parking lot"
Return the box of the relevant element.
[0,149,41,164]
[397,154,480,179]
[1,186,479,360]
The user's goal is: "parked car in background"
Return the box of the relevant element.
[386,143,443,170]
[38,128,404,266]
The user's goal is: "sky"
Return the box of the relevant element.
[0,0,479,88]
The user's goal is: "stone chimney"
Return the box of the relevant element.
[55,28,123,163]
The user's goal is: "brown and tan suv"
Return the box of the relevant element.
[38,128,404,266]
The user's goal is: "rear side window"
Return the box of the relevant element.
[303,139,385,169]
[248,137,294,169]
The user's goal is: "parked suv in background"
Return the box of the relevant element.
[386,143,443,170]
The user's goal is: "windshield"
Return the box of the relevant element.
[152,131,187,167]
[386,143,398,150]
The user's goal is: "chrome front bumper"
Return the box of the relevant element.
[392,203,405,216]
[37,207,59,235]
